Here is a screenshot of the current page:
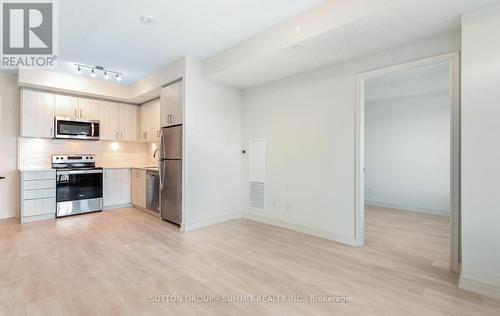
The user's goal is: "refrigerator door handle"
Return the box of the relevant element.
[159,161,164,189]
[160,128,164,159]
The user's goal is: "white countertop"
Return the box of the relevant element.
[18,167,54,172]
[19,165,159,172]
[105,166,159,171]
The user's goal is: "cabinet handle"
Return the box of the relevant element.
[116,132,119,140]
[121,132,123,140]
[157,130,160,137]
[50,127,53,137]
[80,109,82,118]
[143,132,147,140]
[74,109,77,117]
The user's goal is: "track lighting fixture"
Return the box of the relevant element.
[73,63,123,82]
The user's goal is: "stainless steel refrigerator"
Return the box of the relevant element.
[159,125,182,225]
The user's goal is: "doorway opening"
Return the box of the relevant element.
[355,53,460,272]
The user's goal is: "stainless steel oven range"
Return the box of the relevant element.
[53,154,103,217]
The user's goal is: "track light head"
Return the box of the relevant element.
[74,64,123,82]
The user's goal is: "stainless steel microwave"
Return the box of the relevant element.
[54,116,100,140]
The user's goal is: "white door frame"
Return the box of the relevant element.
[355,52,461,273]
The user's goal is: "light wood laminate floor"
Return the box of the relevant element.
[0,207,499,315]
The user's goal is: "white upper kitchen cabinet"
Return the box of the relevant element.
[20,89,55,138]
[55,94,100,120]
[55,94,78,118]
[140,98,160,142]
[161,80,183,127]
[99,101,121,141]
[100,101,138,141]
[78,98,100,120]
[103,169,131,208]
[120,103,138,142]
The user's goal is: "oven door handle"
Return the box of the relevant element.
[57,170,103,175]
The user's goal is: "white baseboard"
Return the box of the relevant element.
[21,213,55,224]
[459,276,500,300]
[243,212,359,247]
[103,203,132,211]
[365,201,450,217]
[181,212,242,232]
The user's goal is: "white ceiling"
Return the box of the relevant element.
[56,0,325,84]
[205,0,500,88]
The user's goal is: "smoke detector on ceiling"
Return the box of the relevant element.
[140,16,158,25]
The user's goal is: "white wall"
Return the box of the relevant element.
[242,31,460,245]
[182,57,243,230]
[365,92,450,215]
[364,63,451,215]
[460,3,500,299]
[0,73,20,219]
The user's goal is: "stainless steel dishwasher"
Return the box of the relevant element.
[146,170,159,214]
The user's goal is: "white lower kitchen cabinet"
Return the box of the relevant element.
[103,169,131,209]
[131,168,147,209]
[21,170,56,223]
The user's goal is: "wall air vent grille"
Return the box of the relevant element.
[250,182,265,210]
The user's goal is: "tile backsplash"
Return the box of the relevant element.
[18,138,158,169]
